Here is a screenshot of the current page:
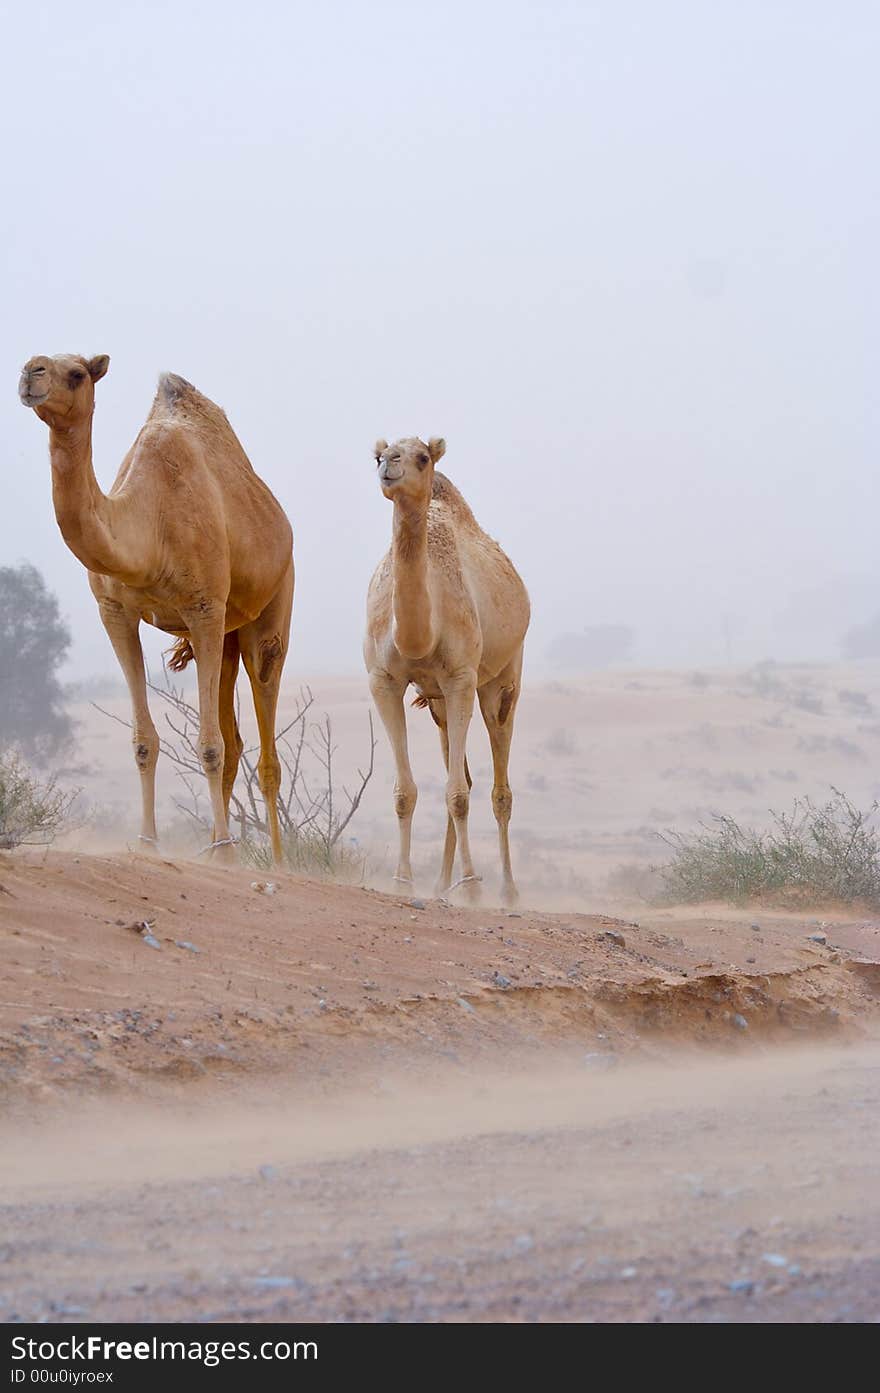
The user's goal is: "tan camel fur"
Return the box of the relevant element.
[364,436,530,905]
[18,354,294,865]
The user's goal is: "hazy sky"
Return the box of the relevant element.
[2,1,877,677]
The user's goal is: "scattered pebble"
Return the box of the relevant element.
[761,1252,788,1267]
[174,940,201,954]
[258,1165,277,1182]
[620,1266,638,1280]
[457,997,476,1014]
[731,1013,748,1031]
[601,929,626,948]
[808,933,827,945]
[513,1234,534,1253]
[142,933,161,951]
[251,1276,299,1290]
[729,1279,755,1294]
[492,972,512,988]
[410,899,426,910]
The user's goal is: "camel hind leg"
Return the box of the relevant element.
[181,604,235,864]
[239,561,294,867]
[478,647,523,906]
[438,668,480,903]
[219,630,244,828]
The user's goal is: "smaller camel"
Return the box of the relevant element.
[18,353,294,864]
[364,436,530,904]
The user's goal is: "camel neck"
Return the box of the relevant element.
[391,497,434,661]
[48,418,121,576]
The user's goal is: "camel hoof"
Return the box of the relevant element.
[501,881,519,909]
[136,836,160,858]
[212,843,238,868]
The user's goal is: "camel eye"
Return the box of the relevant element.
[69,370,86,386]
[418,453,429,467]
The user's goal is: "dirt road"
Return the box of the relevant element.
[1,851,879,1323]
[2,1045,879,1323]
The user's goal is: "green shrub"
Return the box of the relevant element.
[658,789,880,907]
[0,753,78,850]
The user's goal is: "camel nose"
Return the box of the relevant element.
[19,365,48,405]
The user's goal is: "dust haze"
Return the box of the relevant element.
[2,1,879,1326]
[2,2,879,678]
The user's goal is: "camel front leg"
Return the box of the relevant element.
[427,698,473,897]
[96,598,160,851]
[182,607,234,865]
[369,671,417,887]
[439,668,479,902]
[478,650,523,906]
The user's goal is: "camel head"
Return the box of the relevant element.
[373,436,446,502]
[18,353,110,429]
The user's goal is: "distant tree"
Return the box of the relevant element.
[841,614,880,660]
[546,624,635,671]
[0,563,73,763]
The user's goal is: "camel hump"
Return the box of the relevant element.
[152,372,232,434]
[157,372,198,407]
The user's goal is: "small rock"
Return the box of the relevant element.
[729,1279,755,1295]
[251,1275,298,1290]
[602,929,626,948]
[410,898,426,910]
[457,997,476,1014]
[492,971,512,988]
[808,933,827,945]
[761,1252,788,1267]
[731,1013,748,1031]
[513,1234,534,1253]
[745,957,756,964]
[174,940,201,954]
[141,934,161,950]
[258,1165,278,1181]
[620,1266,638,1280]
[750,923,761,932]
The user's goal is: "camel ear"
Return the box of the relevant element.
[374,438,388,462]
[428,437,446,464]
[88,355,110,383]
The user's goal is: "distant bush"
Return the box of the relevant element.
[0,753,78,850]
[0,564,72,764]
[657,789,880,908]
[0,562,73,768]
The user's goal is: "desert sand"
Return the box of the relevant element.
[2,663,880,1322]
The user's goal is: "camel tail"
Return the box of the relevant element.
[165,637,195,672]
[411,694,430,710]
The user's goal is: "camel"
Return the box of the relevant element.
[364,436,530,905]
[18,353,294,865]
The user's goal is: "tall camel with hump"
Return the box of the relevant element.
[364,436,530,905]
[18,354,294,865]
